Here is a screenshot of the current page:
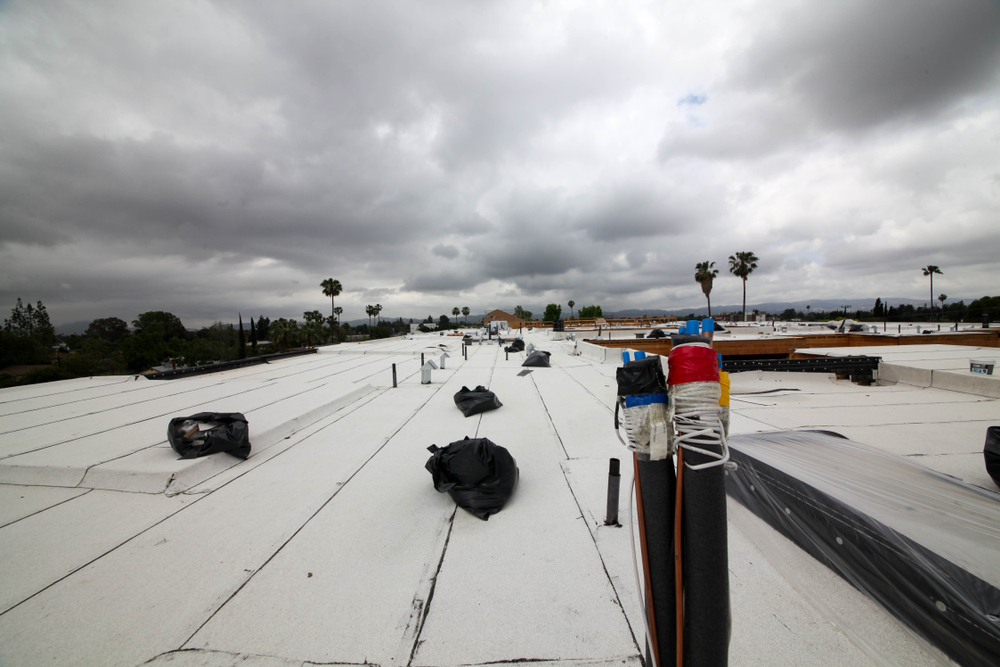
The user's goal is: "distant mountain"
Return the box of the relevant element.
[55,320,91,335]
[607,297,973,319]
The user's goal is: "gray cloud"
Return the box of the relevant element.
[734,0,1000,131]
[0,0,997,328]
[431,244,459,260]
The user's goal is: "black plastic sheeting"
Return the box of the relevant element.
[426,437,519,520]
[669,333,711,346]
[646,328,667,339]
[505,338,525,353]
[615,356,666,396]
[726,431,1000,667]
[454,385,503,417]
[167,412,251,460]
[522,350,551,367]
[986,426,1000,487]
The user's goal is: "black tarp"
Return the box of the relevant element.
[522,350,551,367]
[727,431,1000,667]
[646,328,667,338]
[670,333,711,346]
[615,356,666,396]
[167,412,251,460]
[454,385,503,417]
[505,338,525,352]
[986,426,1000,487]
[425,437,519,520]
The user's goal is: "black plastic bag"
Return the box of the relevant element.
[616,356,666,396]
[647,329,667,338]
[985,426,1000,487]
[425,437,519,520]
[505,338,525,352]
[454,385,503,417]
[167,412,251,460]
[522,350,551,367]
[670,333,712,346]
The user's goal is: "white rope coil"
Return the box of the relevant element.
[670,381,730,470]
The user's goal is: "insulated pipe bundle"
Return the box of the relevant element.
[634,454,678,665]
[616,335,731,667]
[668,342,731,667]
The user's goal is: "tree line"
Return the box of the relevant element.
[692,257,972,323]
[0,297,390,387]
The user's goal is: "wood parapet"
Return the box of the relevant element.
[585,329,999,359]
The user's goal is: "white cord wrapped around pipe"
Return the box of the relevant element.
[669,380,730,470]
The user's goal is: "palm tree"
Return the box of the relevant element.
[452,307,460,322]
[922,266,942,310]
[365,305,374,329]
[567,300,575,318]
[269,319,294,351]
[374,304,382,324]
[694,261,719,317]
[333,306,343,325]
[320,279,343,319]
[462,306,470,324]
[728,252,759,321]
[938,294,947,310]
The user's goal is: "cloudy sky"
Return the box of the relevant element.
[1,0,998,328]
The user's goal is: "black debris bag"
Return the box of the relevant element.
[647,328,667,339]
[505,338,525,352]
[167,412,251,460]
[986,426,1000,487]
[522,350,551,367]
[670,333,712,347]
[425,437,519,520]
[615,356,666,396]
[454,385,503,417]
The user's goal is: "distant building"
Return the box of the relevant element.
[483,309,527,329]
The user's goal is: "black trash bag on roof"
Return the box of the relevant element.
[522,350,551,367]
[167,412,251,460]
[616,356,666,396]
[454,385,503,417]
[646,328,667,338]
[425,437,519,520]
[505,338,526,352]
[985,426,1000,488]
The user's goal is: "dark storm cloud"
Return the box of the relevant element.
[660,0,1000,163]
[402,268,478,294]
[577,184,719,242]
[733,0,1000,131]
[431,244,459,260]
[0,0,997,326]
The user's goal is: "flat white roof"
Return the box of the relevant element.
[0,333,996,666]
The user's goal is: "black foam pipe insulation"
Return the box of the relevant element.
[636,456,678,667]
[682,437,731,667]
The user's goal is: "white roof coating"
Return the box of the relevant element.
[0,332,997,666]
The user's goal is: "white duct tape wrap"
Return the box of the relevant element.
[615,397,675,460]
[669,380,730,470]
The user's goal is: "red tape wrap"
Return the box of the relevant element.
[667,344,719,385]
